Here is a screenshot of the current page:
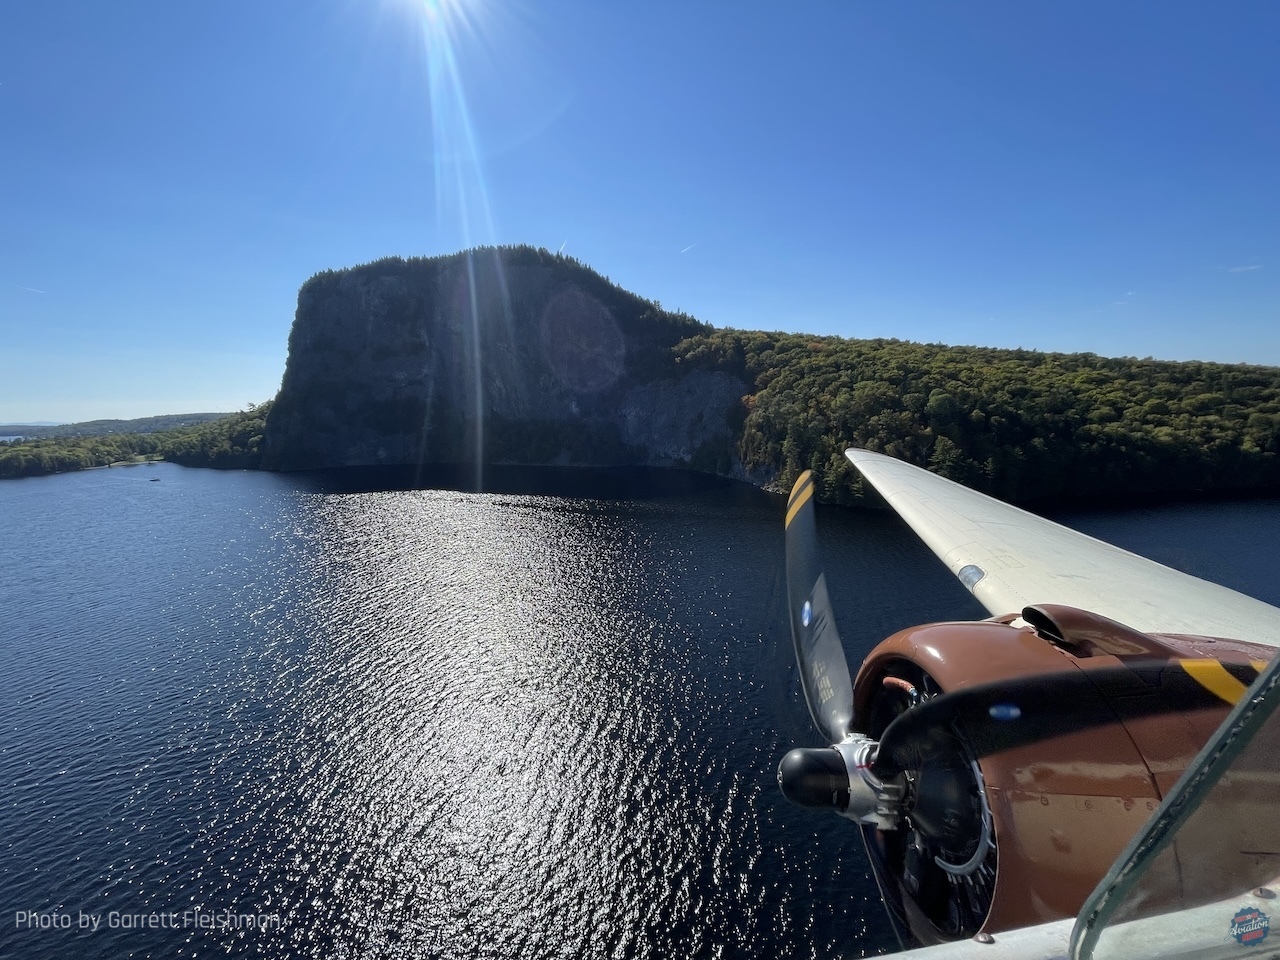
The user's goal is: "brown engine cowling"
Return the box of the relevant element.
[852,605,1274,944]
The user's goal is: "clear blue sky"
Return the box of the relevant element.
[2,1,1277,422]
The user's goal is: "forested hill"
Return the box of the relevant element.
[0,412,230,439]
[0,406,270,479]
[674,331,1280,504]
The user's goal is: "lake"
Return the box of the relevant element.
[2,463,1279,959]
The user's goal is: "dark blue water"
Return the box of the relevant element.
[1,463,1278,959]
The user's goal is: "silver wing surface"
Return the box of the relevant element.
[845,447,1280,648]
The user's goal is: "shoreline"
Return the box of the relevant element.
[4,456,1279,513]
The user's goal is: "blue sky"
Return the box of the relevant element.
[2,1,1277,421]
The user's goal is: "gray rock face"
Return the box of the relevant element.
[262,249,747,476]
[617,371,745,463]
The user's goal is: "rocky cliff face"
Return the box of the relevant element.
[262,247,747,476]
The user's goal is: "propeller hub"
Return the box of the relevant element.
[777,737,903,828]
[777,747,850,810]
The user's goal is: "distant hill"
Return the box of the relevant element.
[0,413,231,440]
[675,330,1280,504]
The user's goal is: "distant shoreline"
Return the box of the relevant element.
[104,457,166,468]
[7,455,1276,518]
[0,406,267,481]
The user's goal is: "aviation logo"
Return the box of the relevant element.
[1229,907,1270,946]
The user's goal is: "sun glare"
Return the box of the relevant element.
[409,0,494,246]
[421,0,464,26]
[401,0,517,490]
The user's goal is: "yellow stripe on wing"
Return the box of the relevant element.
[785,472,815,529]
[1178,659,1250,705]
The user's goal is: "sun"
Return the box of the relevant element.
[413,0,486,43]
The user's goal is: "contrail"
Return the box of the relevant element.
[680,243,696,254]
[558,240,567,254]
[20,286,45,294]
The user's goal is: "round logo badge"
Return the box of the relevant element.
[1230,907,1270,945]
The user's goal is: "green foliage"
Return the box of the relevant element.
[0,433,160,478]
[0,403,273,479]
[158,402,272,469]
[0,412,231,440]
[675,331,1280,504]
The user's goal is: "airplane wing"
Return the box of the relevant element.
[844,447,1280,648]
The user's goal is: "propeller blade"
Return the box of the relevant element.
[871,660,1237,779]
[785,470,855,743]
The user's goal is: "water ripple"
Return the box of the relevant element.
[9,467,1272,958]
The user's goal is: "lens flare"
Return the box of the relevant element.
[417,0,493,246]
[413,0,519,489]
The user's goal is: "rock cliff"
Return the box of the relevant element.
[262,247,747,476]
